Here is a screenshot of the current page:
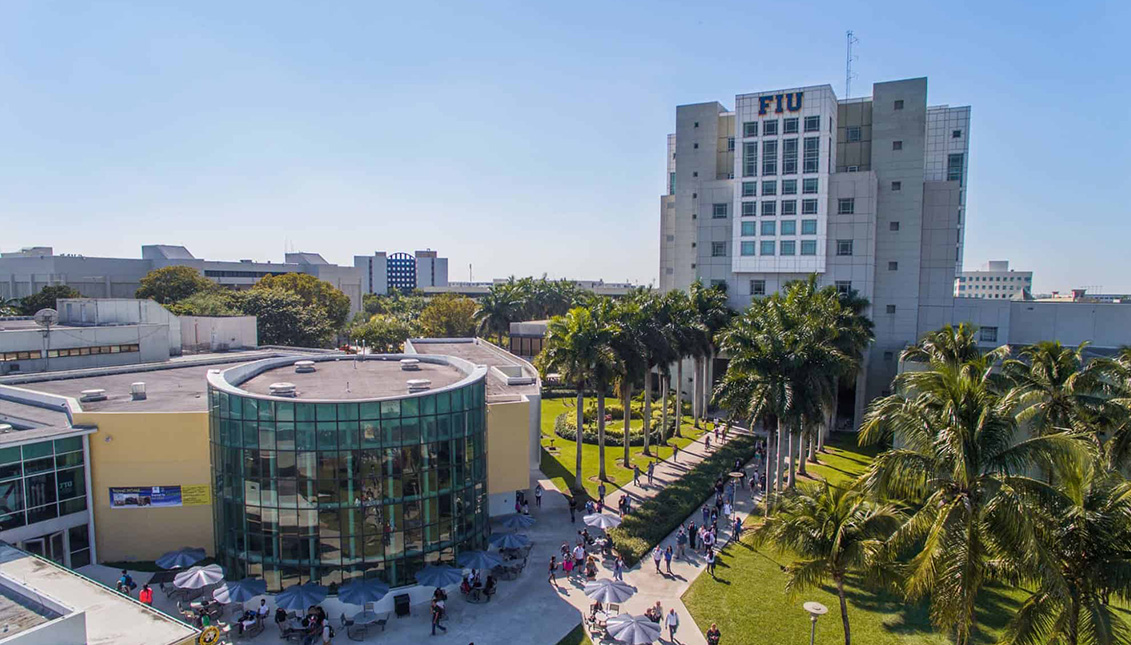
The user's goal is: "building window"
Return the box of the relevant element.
[947,153,965,183]
[802,199,818,215]
[783,118,799,134]
[891,181,901,191]
[782,179,797,195]
[750,279,766,296]
[712,203,728,218]
[727,137,735,151]
[740,241,756,256]
[835,280,852,295]
[741,221,756,236]
[803,137,820,173]
[800,240,817,255]
[760,241,775,255]
[886,304,897,314]
[780,240,796,255]
[763,120,778,136]
[761,180,777,196]
[889,221,900,231]
[694,121,699,128]
[846,126,861,142]
[952,129,962,139]
[742,142,757,177]
[669,172,675,195]
[743,122,758,137]
[780,220,796,235]
[888,261,899,271]
[0,439,88,542]
[761,220,776,236]
[837,198,855,214]
[836,239,853,256]
[801,219,817,235]
[711,242,727,257]
[802,178,819,194]
[883,351,894,361]
[892,140,903,151]
[761,201,776,217]
[694,143,699,149]
[742,181,756,197]
[804,116,820,132]
[762,140,778,176]
[693,171,698,177]
[782,138,798,175]
[781,200,797,215]
[742,201,756,216]
[893,100,904,110]
[980,327,998,343]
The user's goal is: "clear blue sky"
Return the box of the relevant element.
[2,1,1128,292]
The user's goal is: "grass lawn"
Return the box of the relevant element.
[538,396,706,500]
[554,623,593,645]
[804,431,881,488]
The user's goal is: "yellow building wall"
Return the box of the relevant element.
[485,399,531,495]
[72,411,214,563]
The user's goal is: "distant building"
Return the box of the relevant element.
[1030,288,1131,304]
[354,250,449,295]
[424,279,638,298]
[955,260,1032,300]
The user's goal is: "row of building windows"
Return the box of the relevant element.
[740,220,819,236]
[749,279,855,297]
[741,178,820,197]
[1,344,140,363]
[742,137,821,177]
[0,438,87,533]
[739,200,820,217]
[742,115,822,138]
[737,240,819,257]
[958,275,1031,282]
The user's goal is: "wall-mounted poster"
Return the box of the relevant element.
[109,486,183,508]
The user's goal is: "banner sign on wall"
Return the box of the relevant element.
[181,484,212,506]
[109,486,183,509]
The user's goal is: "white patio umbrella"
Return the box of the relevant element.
[583,578,636,604]
[173,564,224,590]
[336,579,390,606]
[275,582,328,611]
[212,577,267,604]
[156,547,206,570]
[606,614,662,645]
[583,513,622,530]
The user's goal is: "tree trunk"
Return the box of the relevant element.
[623,384,632,468]
[643,369,653,456]
[775,417,785,497]
[797,424,809,478]
[788,426,797,489]
[807,430,817,464]
[692,356,701,429]
[821,381,839,453]
[675,361,683,437]
[597,392,607,481]
[836,576,851,645]
[763,420,773,515]
[574,390,585,491]
[703,350,713,419]
[661,374,670,444]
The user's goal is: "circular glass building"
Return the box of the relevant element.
[207,354,489,592]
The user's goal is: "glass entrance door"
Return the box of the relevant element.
[22,531,66,565]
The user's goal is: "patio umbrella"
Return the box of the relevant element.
[275,583,328,611]
[212,577,267,604]
[497,513,537,531]
[456,550,503,570]
[583,578,636,604]
[488,532,530,550]
[583,513,622,530]
[156,547,206,569]
[173,564,224,590]
[606,614,662,645]
[414,565,463,588]
[336,579,390,606]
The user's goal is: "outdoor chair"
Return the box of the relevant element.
[606,603,620,616]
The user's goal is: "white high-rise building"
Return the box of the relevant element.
[955,260,1032,300]
[660,77,971,425]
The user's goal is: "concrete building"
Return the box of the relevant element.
[660,77,970,421]
[0,245,365,315]
[354,250,450,295]
[424,279,638,299]
[955,260,1032,299]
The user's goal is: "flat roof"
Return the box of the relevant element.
[240,358,466,400]
[408,339,540,399]
[0,583,58,638]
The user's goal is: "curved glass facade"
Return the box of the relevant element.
[209,368,488,592]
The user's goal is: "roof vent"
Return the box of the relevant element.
[131,382,147,401]
[400,359,420,371]
[406,379,431,393]
[80,389,107,402]
[269,382,297,398]
[0,424,12,435]
[295,360,316,374]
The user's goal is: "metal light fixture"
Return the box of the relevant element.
[803,601,828,645]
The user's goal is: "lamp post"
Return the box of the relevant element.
[803,601,828,645]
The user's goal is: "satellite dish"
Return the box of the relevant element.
[33,309,59,328]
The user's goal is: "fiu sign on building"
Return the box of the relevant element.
[758,92,803,115]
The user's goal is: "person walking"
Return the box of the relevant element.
[676,526,687,559]
[665,608,680,644]
[646,461,655,486]
[138,584,153,606]
[573,544,586,575]
[706,623,722,644]
[568,496,576,523]
[705,435,711,451]
[732,515,744,545]
[663,545,673,574]
[613,556,625,581]
[430,599,447,635]
[633,464,641,486]
[701,504,710,528]
[652,546,663,573]
[687,521,697,552]
[548,556,558,586]
[597,482,607,503]
[534,483,543,508]
[706,548,717,577]
[672,443,678,463]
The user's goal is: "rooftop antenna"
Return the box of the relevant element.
[844,30,859,99]
[34,308,58,372]
[469,263,473,282]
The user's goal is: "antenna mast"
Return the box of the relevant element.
[845,30,859,98]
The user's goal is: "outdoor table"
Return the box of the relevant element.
[466,587,488,603]
[351,610,381,625]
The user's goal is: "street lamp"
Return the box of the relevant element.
[803,601,828,645]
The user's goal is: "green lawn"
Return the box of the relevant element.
[805,431,880,488]
[554,623,593,645]
[538,396,706,500]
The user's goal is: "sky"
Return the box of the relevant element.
[2,0,1128,293]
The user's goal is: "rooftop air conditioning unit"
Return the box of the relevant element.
[269,382,297,398]
[0,424,12,434]
[400,359,420,371]
[80,389,107,402]
[131,382,147,401]
[294,360,316,373]
[406,379,431,393]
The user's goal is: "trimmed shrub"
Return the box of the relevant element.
[606,434,758,567]
[553,413,670,447]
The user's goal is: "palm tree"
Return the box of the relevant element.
[750,480,902,645]
[662,290,701,439]
[589,299,621,482]
[859,328,1088,645]
[1004,341,1110,438]
[638,291,673,456]
[539,307,616,491]
[474,285,521,345]
[608,298,648,469]
[816,288,873,457]
[689,281,732,428]
[1092,347,1131,469]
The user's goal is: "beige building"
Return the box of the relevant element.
[955,260,1032,300]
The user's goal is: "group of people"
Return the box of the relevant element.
[549,538,600,586]
[458,570,497,598]
[274,604,333,645]
[631,460,657,487]
[643,601,683,643]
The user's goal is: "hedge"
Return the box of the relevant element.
[553,412,671,447]
[606,433,758,567]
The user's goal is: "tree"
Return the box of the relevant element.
[239,288,334,348]
[474,285,522,345]
[359,291,427,321]
[165,289,242,317]
[253,273,351,330]
[750,481,902,645]
[19,284,81,315]
[539,307,616,491]
[1092,348,1131,469]
[689,281,732,428]
[350,314,417,353]
[608,297,648,468]
[589,299,621,481]
[417,294,477,338]
[816,288,873,457]
[1005,341,1113,441]
[859,327,1088,645]
[135,266,214,305]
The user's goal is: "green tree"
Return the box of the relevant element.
[750,481,902,645]
[1092,348,1131,469]
[253,273,351,330]
[417,294,477,338]
[165,290,242,316]
[688,281,733,428]
[816,288,873,457]
[608,297,649,468]
[474,285,522,345]
[240,288,333,347]
[359,291,427,321]
[350,314,417,353]
[19,285,82,315]
[135,266,214,305]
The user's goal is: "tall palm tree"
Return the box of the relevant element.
[608,298,648,469]
[750,480,902,645]
[689,281,732,428]
[474,285,521,345]
[1092,347,1131,469]
[1004,341,1110,439]
[859,330,1087,645]
[637,291,672,456]
[589,299,621,482]
[662,290,702,439]
[816,288,873,457]
[539,307,616,491]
